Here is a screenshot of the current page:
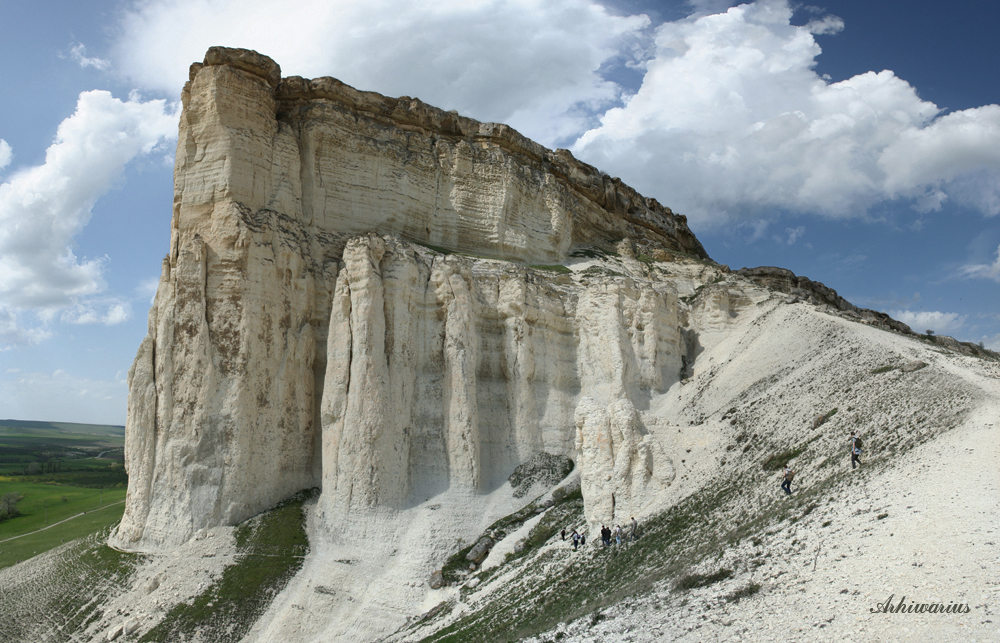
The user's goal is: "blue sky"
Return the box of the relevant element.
[1,0,998,424]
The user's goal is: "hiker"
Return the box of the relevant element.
[601,525,611,547]
[614,524,623,546]
[561,528,566,541]
[850,431,863,469]
[781,465,794,495]
[580,531,586,546]
[630,516,638,542]
[572,530,581,551]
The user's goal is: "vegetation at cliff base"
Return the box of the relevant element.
[139,488,315,643]
[0,526,144,642]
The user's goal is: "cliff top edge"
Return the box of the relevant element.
[193,46,710,261]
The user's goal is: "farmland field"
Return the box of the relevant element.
[0,499,125,570]
[0,419,128,569]
[0,418,125,480]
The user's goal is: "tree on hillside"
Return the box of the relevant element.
[0,492,24,521]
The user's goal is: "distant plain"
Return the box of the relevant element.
[0,419,127,569]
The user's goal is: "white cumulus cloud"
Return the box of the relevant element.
[784,226,805,245]
[110,0,650,146]
[0,140,11,171]
[572,0,1000,226]
[0,306,51,349]
[0,90,178,311]
[69,42,111,71]
[962,244,1000,281]
[890,310,967,335]
[60,302,131,326]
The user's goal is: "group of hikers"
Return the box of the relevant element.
[562,516,639,551]
[553,432,864,549]
[781,431,864,496]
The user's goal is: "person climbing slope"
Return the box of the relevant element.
[781,464,794,495]
[850,431,863,469]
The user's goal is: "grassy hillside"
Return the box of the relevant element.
[0,419,128,570]
[386,291,996,642]
[0,500,125,570]
[0,490,314,643]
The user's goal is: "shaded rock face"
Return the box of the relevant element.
[114,47,708,549]
[316,234,686,526]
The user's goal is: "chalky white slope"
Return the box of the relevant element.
[239,249,997,643]
[512,298,1000,643]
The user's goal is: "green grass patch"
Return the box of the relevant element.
[0,500,125,570]
[413,464,863,643]
[0,480,126,540]
[761,447,805,471]
[442,543,477,583]
[0,421,126,485]
[673,568,733,591]
[139,488,315,643]
[443,474,580,584]
[412,485,738,643]
[514,499,583,560]
[0,426,124,450]
[0,524,144,642]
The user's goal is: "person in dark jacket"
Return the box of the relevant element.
[849,431,863,469]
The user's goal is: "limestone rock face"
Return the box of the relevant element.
[574,398,674,526]
[114,47,711,549]
[315,234,686,527]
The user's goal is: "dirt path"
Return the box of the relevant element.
[0,500,125,544]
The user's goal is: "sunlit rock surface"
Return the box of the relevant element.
[113,46,709,549]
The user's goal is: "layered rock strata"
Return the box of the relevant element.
[115,47,707,548]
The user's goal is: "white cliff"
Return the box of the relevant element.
[0,40,992,643]
[113,47,708,550]
[87,46,1000,643]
